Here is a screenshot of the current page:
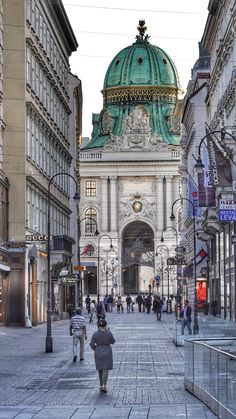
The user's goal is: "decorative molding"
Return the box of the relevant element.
[104,107,170,152]
[119,193,156,224]
[102,85,178,105]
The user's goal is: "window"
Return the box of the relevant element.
[84,208,97,235]
[86,180,96,197]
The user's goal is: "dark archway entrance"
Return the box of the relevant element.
[122,221,154,294]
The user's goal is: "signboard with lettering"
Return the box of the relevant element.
[26,234,52,242]
[218,200,236,222]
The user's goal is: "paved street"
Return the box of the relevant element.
[0,310,216,418]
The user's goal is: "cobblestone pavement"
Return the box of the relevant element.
[0,310,216,418]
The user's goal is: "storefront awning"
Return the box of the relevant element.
[0,263,10,272]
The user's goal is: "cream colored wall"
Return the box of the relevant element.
[3,0,26,240]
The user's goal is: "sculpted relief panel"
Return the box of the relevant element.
[119,193,156,225]
[104,106,168,152]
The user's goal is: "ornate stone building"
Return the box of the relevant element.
[2,0,79,326]
[181,0,236,320]
[79,22,181,299]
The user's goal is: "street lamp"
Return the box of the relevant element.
[194,128,236,173]
[155,244,170,307]
[46,172,79,353]
[105,248,118,295]
[161,226,178,245]
[77,217,99,308]
[170,197,199,334]
[97,235,113,302]
[155,251,164,299]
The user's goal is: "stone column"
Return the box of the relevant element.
[110,176,117,231]
[156,175,164,232]
[165,175,173,224]
[101,176,108,231]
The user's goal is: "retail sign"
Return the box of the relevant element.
[73,265,86,271]
[26,234,52,242]
[218,200,236,221]
[218,210,236,221]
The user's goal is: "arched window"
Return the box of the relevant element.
[85,208,97,236]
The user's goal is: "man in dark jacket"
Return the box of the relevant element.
[136,294,143,312]
[180,300,192,335]
[156,296,163,321]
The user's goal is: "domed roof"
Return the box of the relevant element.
[103,21,180,90]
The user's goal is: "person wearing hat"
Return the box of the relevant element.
[90,319,115,393]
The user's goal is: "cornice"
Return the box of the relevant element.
[102,85,178,105]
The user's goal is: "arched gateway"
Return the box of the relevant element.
[122,221,154,294]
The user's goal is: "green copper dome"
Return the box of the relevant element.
[82,21,181,150]
[103,40,180,89]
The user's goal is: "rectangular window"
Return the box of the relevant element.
[26,47,31,85]
[86,180,96,197]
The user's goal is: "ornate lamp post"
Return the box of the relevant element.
[46,172,79,353]
[170,197,199,334]
[155,244,170,307]
[77,217,99,308]
[105,248,118,295]
[155,251,164,299]
[97,235,113,302]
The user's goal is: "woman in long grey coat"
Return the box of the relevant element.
[90,319,115,393]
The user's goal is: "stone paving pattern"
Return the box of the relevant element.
[0,310,217,418]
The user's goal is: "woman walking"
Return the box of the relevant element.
[90,319,115,393]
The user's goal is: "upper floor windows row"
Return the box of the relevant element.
[26,0,69,91]
[27,46,69,139]
[27,107,71,195]
[27,184,70,236]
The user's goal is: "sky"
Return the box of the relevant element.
[62,1,209,138]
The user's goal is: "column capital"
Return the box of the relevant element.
[110,176,117,181]
[156,175,164,181]
[100,176,108,181]
[165,175,173,181]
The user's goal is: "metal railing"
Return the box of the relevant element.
[185,337,236,418]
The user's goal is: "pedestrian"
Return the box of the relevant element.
[136,294,143,313]
[103,295,109,312]
[96,301,106,324]
[180,300,192,335]
[126,294,132,313]
[85,294,91,314]
[90,318,115,393]
[70,308,87,362]
[89,300,96,323]
[145,294,152,313]
[156,296,163,321]
[116,295,123,313]
[152,295,157,313]
[107,294,113,312]
[142,295,146,312]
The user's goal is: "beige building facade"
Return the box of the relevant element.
[2,0,79,326]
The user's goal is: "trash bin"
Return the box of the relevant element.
[166,299,172,313]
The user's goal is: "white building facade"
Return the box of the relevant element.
[79,22,182,301]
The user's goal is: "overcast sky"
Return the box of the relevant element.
[62,1,209,138]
